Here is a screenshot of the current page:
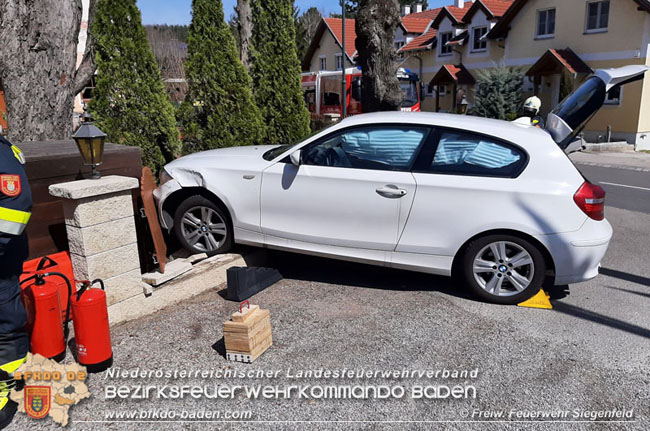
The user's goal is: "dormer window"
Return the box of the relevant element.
[472,26,488,52]
[440,32,453,56]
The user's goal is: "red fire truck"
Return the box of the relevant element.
[301,67,421,119]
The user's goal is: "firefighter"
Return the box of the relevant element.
[522,96,544,128]
[0,135,30,430]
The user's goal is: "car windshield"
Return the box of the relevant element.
[400,81,418,107]
[262,124,334,161]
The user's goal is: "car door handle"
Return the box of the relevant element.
[376,185,408,198]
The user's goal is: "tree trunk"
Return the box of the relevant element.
[236,0,253,70]
[355,0,402,112]
[0,0,96,141]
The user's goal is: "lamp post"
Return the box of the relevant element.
[72,109,107,179]
[459,95,469,115]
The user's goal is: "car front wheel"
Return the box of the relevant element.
[173,195,233,256]
[461,234,546,305]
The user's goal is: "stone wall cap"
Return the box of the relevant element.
[49,175,140,199]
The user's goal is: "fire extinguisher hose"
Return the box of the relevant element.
[74,279,105,301]
[40,272,73,341]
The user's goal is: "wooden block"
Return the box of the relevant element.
[223,309,270,333]
[223,304,272,362]
[231,304,259,322]
[224,325,272,352]
[226,334,272,363]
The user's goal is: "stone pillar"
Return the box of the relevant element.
[49,176,142,306]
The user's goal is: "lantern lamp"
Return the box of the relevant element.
[72,110,107,179]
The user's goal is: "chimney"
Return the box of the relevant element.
[415,3,423,13]
[401,4,411,16]
[455,0,464,8]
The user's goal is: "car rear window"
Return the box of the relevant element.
[428,131,526,177]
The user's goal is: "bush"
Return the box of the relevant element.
[90,0,181,173]
[182,0,265,154]
[469,66,524,120]
[251,0,311,146]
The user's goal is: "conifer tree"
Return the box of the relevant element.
[470,66,524,120]
[90,0,181,172]
[251,0,311,146]
[181,0,265,153]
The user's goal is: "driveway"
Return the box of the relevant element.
[11,201,650,430]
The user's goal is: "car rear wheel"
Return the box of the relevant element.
[461,234,546,305]
[173,195,233,256]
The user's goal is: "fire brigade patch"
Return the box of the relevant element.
[25,386,51,419]
[0,174,21,197]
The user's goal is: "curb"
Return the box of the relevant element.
[573,161,650,173]
[107,249,266,326]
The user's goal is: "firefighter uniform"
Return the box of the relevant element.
[0,135,31,430]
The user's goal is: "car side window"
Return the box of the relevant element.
[302,126,428,171]
[429,131,525,177]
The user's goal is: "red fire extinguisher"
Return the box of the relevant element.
[20,272,72,362]
[71,279,113,373]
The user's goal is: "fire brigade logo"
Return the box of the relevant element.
[24,386,51,419]
[0,174,21,196]
[11,354,90,426]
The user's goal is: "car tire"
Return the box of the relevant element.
[173,195,233,257]
[461,234,546,305]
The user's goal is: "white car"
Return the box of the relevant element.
[154,65,648,304]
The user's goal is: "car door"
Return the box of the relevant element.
[546,65,649,153]
[396,128,529,258]
[260,125,430,251]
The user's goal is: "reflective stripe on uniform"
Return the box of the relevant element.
[0,207,30,235]
[0,355,27,374]
[11,145,25,164]
[0,356,27,410]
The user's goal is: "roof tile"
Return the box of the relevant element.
[323,17,357,59]
[400,28,437,52]
[401,16,432,33]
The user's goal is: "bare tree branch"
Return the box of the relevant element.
[73,0,97,95]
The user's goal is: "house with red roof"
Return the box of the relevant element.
[486,0,650,148]
[398,0,513,112]
[302,0,650,148]
[302,17,357,73]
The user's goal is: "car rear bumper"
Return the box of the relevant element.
[536,218,613,285]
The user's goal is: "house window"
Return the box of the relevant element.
[440,32,453,56]
[604,86,621,105]
[536,8,556,38]
[472,26,488,52]
[586,0,609,33]
[319,56,327,71]
[335,54,343,71]
[395,41,405,50]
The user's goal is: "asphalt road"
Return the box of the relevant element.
[575,163,650,214]
[11,163,650,431]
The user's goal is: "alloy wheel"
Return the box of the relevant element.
[472,241,535,297]
[180,206,228,253]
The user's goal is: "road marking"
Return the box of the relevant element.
[600,181,650,191]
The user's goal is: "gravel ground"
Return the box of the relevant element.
[9,206,649,431]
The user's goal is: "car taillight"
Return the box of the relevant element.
[574,181,606,221]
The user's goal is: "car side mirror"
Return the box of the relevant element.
[290,150,301,166]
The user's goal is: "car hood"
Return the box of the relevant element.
[163,145,278,178]
[179,145,277,160]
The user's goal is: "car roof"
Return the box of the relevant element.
[336,112,551,147]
